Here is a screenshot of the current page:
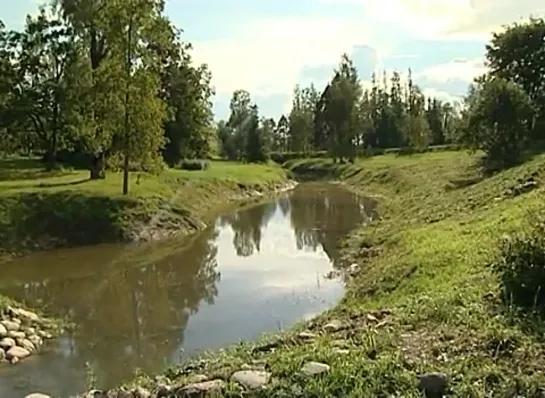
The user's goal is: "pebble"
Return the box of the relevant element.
[0,337,16,349]
[418,372,448,395]
[177,380,225,396]
[297,332,317,340]
[24,394,51,398]
[333,349,350,355]
[132,387,151,398]
[0,347,4,361]
[323,320,343,333]
[38,330,53,339]
[8,330,26,339]
[0,324,7,337]
[301,361,330,376]
[6,346,31,360]
[9,307,40,323]
[1,320,20,331]
[231,370,271,389]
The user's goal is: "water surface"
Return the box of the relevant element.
[0,183,375,398]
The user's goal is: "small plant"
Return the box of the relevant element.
[492,212,545,312]
[179,159,210,171]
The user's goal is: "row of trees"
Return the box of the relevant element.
[0,0,215,193]
[217,17,544,167]
[218,57,462,163]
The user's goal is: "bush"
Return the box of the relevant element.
[179,159,209,171]
[493,214,545,311]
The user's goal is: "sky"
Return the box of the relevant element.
[2,0,544,120]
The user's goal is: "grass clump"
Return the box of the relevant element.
[179,159,210,171]
[492,212,545,312]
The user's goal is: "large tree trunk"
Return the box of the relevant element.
[89,153,105,180]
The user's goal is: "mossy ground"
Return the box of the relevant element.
[0,157,288,259]
[125,151,545,397]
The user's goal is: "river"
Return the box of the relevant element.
[0,183,375,398]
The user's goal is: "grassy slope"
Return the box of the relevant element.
[0,158,288,258]
[126,151,545,397]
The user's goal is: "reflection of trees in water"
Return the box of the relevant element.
[288,185,371,266]
[220,185,372,268]
[0,226,221,389]
[219,203,277,257]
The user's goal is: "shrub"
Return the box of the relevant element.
[179,159,209,171]
[493,214,545,311]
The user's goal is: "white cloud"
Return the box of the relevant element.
[416,58,487,83]
[321,0,543,40]
[191,16,375,97]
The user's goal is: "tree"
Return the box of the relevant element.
[226,89,252,160]
[56,0,119,178]
[322,54,362,162]
[273,115,289,152]
[460,76,535,168]
[161,40,215,166]
[288,84,317,153]
[113,0,168,194]
[486,18,545,141]
[244,106,270,163]
[1,9,78,166]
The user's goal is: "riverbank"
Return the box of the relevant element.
[94,150,545,397]
[0,158,291,260]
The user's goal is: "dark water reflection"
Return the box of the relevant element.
[0,183,375,398]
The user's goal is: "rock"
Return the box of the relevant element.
[9,330,26,339]
[231,370,271,389]
[0,323,7,337]
[297,332,317,340]
[323,320,343,333]
[333,349,350,355]
[10,356,19,364]
[85,390,107,398]
[366,314,378,323]
[112,389,132,398]
[186,374,208,384]
[1,320,20,331]
[418,372,448,395]
[176,380,225,397]
[28,334,43,348]
[6,346,31,360]
[0,337,16,349]
[24,394,51,398]
[132,387,151,398]
[301,361,330,376]
[154,385,172,398]
[0,347,5,361]
[38,330,53,339]
[9,307,40,323]
[24,327,36,335]
[18,339,36,353]
[154,375,172,386]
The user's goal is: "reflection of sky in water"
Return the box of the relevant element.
[0,183,372,398]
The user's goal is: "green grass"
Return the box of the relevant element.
[0,157,288,258]
[120,151,545,397]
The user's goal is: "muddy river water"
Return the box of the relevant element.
[0,183,375,397]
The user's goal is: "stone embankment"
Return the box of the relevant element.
[0,306,56,365]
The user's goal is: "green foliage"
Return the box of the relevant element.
[486,17,545,139]
[179,159,210,171]
[460,76,535,168]
[493,213,545,311]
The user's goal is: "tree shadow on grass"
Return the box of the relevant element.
[4,178,91,191]
[0,157,73,181]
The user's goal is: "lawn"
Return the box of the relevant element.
[0,157,289,257]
